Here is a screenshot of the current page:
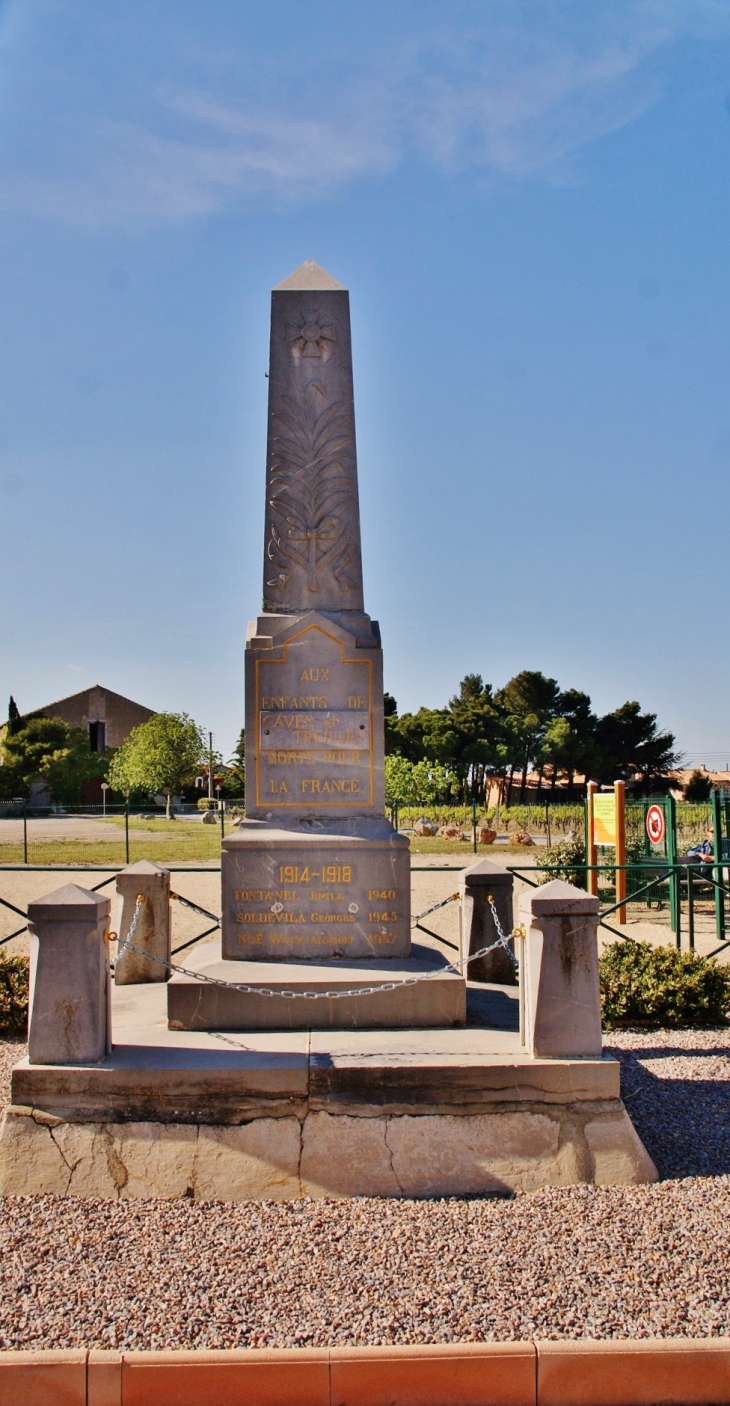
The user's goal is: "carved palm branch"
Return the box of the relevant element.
[266,397,359,590]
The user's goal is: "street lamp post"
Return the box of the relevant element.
[101,782,109,818]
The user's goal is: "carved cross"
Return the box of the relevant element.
[283,520,339,590]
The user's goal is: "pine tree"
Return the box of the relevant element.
[7,697,22,737]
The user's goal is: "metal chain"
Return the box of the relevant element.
[115,892,147,962]
[487,893,521,966]
[411,892,460,924]
[113,892,524,1000]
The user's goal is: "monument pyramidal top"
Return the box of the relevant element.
[274,259,346,291]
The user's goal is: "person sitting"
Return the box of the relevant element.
[685,827,715,882]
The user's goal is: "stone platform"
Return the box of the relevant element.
[166,939,465,1031]
[0,976,657,1200]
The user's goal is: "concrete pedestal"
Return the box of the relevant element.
[167,939,465,1031]
[0,977,657,1199]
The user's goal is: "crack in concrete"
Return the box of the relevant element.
[188,1126,202,1199]
[297,1114,305,1194]
[383,1119,404,1195]
[101,1128,129,1195]
[47,1126,74,1193]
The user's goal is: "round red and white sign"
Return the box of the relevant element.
[646,804,665,845]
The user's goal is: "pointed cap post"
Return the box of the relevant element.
[27,883,111,922]
[274,259,346,292]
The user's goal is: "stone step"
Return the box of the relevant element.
[166,940,466,1032]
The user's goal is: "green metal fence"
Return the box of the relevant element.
[0,802,232,866]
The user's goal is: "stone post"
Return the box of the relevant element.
[26,884,111,1065]
[459,860,516,984]
[114,860,171,985]
[518,879,602,1058]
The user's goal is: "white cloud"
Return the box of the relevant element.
[0,1,727,227]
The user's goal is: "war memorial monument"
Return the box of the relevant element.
[0,262,657,1199]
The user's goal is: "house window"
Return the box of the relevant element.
[89,721,106,752]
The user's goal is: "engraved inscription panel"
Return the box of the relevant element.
[223,843,410,959]
[255,625,373,810]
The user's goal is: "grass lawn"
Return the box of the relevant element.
[0,825,544,867]
[408,837,541,858]
[0,821,223,854]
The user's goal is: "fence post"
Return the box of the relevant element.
[124,802,130,864]
[585,781,598,896]
[712,787,724,946]
[23,799,28,865]
[666,793,680,948]
[460,860,516,984]
[614,780,627,924]
[518,880,602,1057]
[115,860,171,985]
[26,885,111,1064]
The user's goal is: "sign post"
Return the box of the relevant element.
[588,785,627,923]
[585,781,598,896]
[614,781,627,924]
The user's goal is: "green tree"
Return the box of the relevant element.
[539,689,598,799]
[495,671,560,803]
[594,702,679,793]
[383,693,400,756]
[225,728,246,797]
[384,755,454,807]
[684,769,712,803]
[6,697,22,737]
[1,716,108,803]
[446,674,505,800]
[108,712,206,818]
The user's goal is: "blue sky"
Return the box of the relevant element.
[2,0,730,766]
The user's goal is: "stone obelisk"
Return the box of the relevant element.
[220,260,410,961]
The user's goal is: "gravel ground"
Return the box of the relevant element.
[606,1028,730,1178]
[0,1028,729,1348]
[0,1183,729,1349]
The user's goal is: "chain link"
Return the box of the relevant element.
[115,892,147,962]
[113,891,524,1001]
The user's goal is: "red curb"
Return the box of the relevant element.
[1,1340,729,1406]
[121,1347,330,1406]
[536,1338,730,1406]
[329,1342,536,1406]
[88,1350,122,1406]
[0,1348,87,1406]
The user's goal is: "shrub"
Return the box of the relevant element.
[538,837,587,887]
[0,954,29,1037]
[600,940,730,1029]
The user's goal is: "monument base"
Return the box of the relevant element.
[166,939,465,1031]
[221,818,411,961]
[0,978,658,1199]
